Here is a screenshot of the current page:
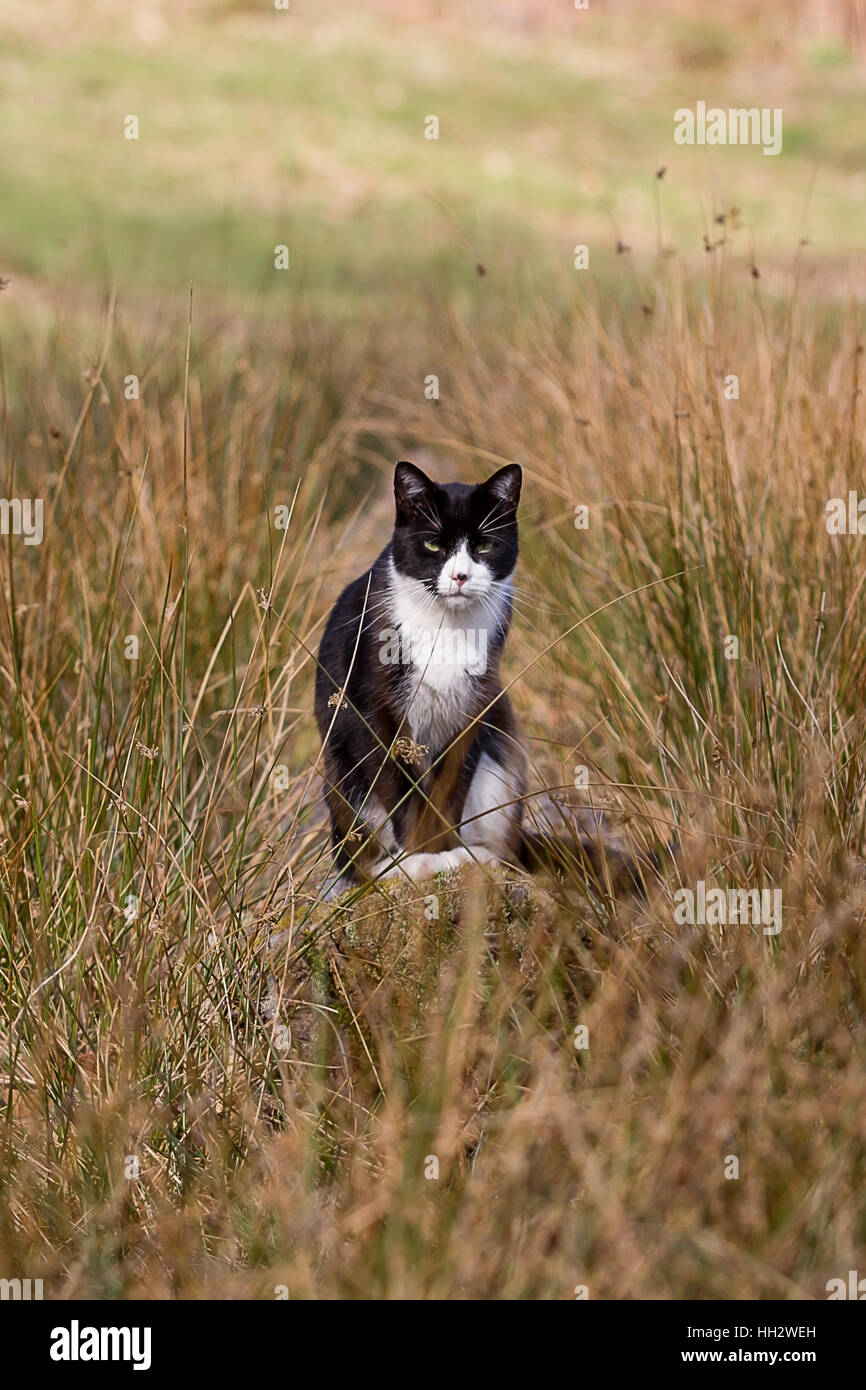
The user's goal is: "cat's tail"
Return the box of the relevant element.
[516,795,674,893]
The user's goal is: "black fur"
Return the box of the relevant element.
[314,462,524,885]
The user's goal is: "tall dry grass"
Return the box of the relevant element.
[1,250,865,1297]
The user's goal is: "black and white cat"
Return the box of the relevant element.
[315,461,527,893]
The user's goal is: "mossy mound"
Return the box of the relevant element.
[266,865,548,1089]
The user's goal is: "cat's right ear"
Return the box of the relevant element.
[394,461,436,521]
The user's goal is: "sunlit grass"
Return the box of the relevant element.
[1,237,865,1295]
[1,0,865,1302]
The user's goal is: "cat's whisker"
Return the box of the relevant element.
[418,500,442,532]
[477,489,518,530]
[496,584,569,617]
[333,598,396,632]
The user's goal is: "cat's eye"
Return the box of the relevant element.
[476,541,493,554]
[423,540,441,552]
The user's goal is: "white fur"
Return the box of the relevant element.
[361,554,519,887]
[374,845,498,885]
[434,542,486,602]
[459,750,522,855]
[387,555,508,747]
[369,727,523,886]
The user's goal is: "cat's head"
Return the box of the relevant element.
[390,461,521,608]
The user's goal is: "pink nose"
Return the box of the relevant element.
[452,572,468,585]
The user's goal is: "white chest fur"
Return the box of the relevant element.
[385,561,507,749]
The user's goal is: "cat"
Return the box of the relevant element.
[315,460,528,894]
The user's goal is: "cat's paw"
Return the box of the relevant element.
[433,847,498,874]
[374,846,499,885]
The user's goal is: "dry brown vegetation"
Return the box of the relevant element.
[1,241,866,1296]
[2,0,866,1302]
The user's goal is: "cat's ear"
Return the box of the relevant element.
[482,464,522,513]
[394,461,437,520]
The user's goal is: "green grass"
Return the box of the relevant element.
[1,7,864,317]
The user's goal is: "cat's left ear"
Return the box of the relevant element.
[482,464,522,513]
[394,461,437,520]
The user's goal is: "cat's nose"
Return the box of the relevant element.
[452,572,468,585]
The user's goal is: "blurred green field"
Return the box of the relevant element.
[1,1,864,321]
